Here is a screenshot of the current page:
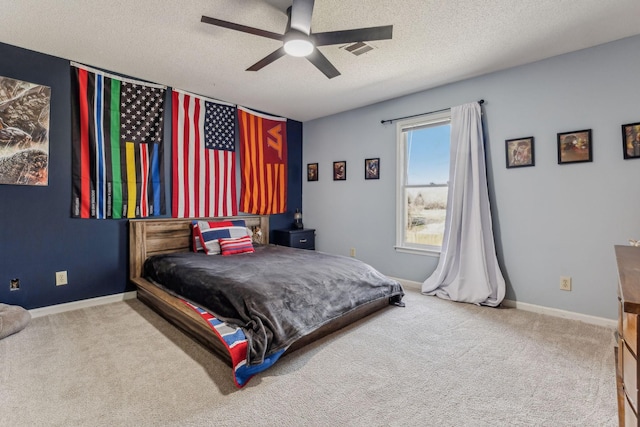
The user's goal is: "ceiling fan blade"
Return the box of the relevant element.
[306,49,340,79]
[313,25,393,46]
[201,15,284,41]
[246,47,287,71]
[290,0,314,35]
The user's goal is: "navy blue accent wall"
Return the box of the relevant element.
[0,41,302,309]
[269,119,303,234]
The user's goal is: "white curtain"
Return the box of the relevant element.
[422,102,505,307]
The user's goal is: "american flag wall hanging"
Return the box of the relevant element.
[70,62,167,219]
[171,89,237,218]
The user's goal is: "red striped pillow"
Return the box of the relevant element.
[192,219,249,255]
[219,235,255,256]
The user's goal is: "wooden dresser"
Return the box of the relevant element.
[615,245,640,426]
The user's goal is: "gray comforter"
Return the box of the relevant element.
[143,245,404,365]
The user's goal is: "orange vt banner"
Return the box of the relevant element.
[238,107,287,215]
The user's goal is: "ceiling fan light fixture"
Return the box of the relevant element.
[201,2,393,78]
[283,31,314,57]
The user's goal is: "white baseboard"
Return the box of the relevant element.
[393,278,421,291]
[29,280,618,330]
[390,277,616,329]
[501,299,616,329]
[29,291,137,318]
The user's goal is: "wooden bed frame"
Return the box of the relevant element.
[129,215,394,368]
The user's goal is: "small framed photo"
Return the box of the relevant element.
[557,129,592,164]
[622,122,640,159]
[505,137,534,168]
[307,163,318,181]
[365,158,380,179]
[333,161,346,181]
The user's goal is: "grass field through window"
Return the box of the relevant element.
[406,186,448,247]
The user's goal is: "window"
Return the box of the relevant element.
[395,110,451,254]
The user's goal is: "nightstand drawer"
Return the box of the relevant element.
[273,229,315,250]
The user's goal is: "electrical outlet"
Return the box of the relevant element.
[56,271,68,286]
[10,278,20,291]
[560,276,571,291]
[350,248,356,257]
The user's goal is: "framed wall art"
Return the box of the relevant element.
[0,75,51,186]
[307,163,318,181]
[622,122,640,159]
[505,137,534,168]
[365,158,379,179]
[557,129,592,164]
[333,161,346,181]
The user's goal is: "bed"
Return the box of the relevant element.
[129,215,404,387]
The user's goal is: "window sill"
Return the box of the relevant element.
[394,246,441,257]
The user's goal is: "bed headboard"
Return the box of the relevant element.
[129,215,269,281]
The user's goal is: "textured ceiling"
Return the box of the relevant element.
[1,0,639,122]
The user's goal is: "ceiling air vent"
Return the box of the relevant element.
[340,42,375,56]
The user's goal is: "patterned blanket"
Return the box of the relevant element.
[182,300,284,388]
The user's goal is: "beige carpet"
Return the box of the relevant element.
[0,288,617,426]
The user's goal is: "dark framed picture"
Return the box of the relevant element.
[622,122,640,159]
[365,158,380,179]
[307,163,318,181]
[557,129,592,164]
[505,137,534,168]
[333,161,346,181]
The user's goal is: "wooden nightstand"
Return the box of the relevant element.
[273,229,315,250]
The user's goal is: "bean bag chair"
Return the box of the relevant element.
[0,303,31,340]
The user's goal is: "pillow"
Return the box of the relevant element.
[191,222,204,252]
[195,219,250,255]
[219,235,255,256]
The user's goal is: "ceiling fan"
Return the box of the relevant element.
[201,0,393,79]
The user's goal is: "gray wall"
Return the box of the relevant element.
[302,34,640,320]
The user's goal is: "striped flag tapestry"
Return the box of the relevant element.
[238,107,287,215]
[171,90,237,218]
[70,63,166,219]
